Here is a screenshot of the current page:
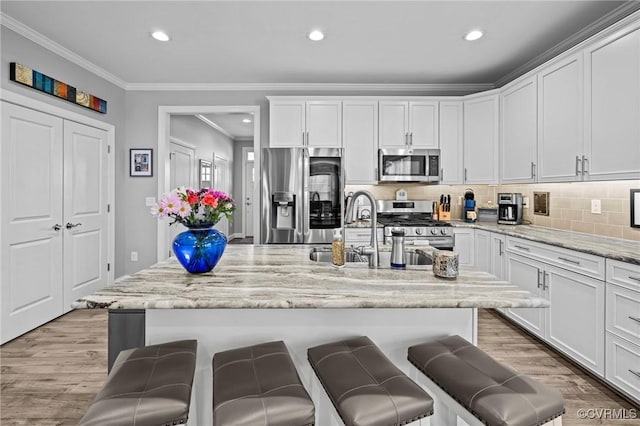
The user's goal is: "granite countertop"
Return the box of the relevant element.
[77,245,548,310]
[454,221,640,265]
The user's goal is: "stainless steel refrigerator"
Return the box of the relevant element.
[261,148,343,244]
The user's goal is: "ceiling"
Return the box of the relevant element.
[199,113,255,139]
[2,0,638,90]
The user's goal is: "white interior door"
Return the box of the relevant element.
[168,141,195,255]
[214,155,229,236]
[243,149,254,237]
[63,121,109,309]
[1,102,64,344]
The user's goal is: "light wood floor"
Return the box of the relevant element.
[1,309,637,425]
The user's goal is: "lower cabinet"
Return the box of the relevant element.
[344,227,383,246]
[453,228,475,266]
[606,333,640,402]
[505,252,546,339]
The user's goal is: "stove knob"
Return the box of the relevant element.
[430,229,438,235]
[440,229,448,236]
[415,228,423,235]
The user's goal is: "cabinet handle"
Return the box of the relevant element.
[628,316,640,324]
[582,155,588,175]
[514,244,530,251]
[630,370,640,379]
[537,269,543,288]
[543,271,549,290]
[409,132,413,146]
[464,168,468,181]
[575,156,581,176]
[499,240,504,256]
[628,276,640,283]
[440,168,443,180]
[302,132,305,146]
[558,256,580,265]
[531,162,535,178]
[52,224,62,231]
[306,131,309,146]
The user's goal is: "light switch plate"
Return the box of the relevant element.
[591,199,601,214]
[145,197,156,206]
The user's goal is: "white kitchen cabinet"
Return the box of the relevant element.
[269,99,342,148]
[584,25,640,180]
[344,227,384,246]
[505,236,605,376]
[537,54,584,182]
[501,76,537,183]
[474,229,491,273]
[463,93,499,184]
[453,228,475,266]
[490,233,507,280]
[343,101,378,184]
[439,101,464,184]
[606,333,640,403]
[379,101,438,149]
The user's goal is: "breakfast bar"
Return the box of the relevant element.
[78,244,549,425]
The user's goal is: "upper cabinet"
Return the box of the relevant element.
[439,101,464,184]
[464,94,500,184]
[501,76,537,183]
[343,100,378,184]
[584,26,640,180]
[269,99,342,148]
[537,54,584,182]
[379,101,438,149]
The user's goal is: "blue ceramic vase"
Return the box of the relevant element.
[172,224,227,274]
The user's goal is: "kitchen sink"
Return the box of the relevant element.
[309,247,432,267]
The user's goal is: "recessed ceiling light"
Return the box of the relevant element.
[464,30,484,41]
[151,31,170,42]
[242,118,252,123]
[308,30,325,41]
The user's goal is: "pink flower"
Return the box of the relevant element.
[162,193,182,214]
[150,203,166,218]
[176,201,192,218]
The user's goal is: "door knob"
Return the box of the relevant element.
[66,222,82,229]
[246,202,251,206]
[52,224,62,231]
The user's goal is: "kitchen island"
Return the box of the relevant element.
[78,245,549,425]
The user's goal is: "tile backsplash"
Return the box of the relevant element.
[346,180,640,242]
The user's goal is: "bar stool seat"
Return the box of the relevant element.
[408,335,565,426]
[79,339,197,426]
[212,340,315,426]
[308,336,433,426]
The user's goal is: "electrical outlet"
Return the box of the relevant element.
[458,196,463,206]
[145,197,156,207]
[523,197,530,208]
[591,199,601,214]
[131,251,138,262]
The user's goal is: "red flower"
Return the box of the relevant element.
[202,194,218,208]
[187,193,199,204]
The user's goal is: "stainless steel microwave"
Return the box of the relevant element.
[378,149,440,182]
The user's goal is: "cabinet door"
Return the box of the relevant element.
[269,100,305,147]
[490,233,507,280]
[453,228,475,266]
[464,95,499,183]
[475,229,491,273]
[306,101,342,148]
[1,102,64,344]
[505,252,545,338]
[379,101,408,148]
[409,101,438,148]
[545,264,605,376]
[343,101,378,184]
[584,27,640,180]
[501,77,537,183]
[538,54,583,182]
[439,101,464,184]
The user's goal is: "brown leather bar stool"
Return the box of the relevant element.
[408,335,565,426]
[79,339,197,426]
[308,336,434,426]
[212,340,315,426]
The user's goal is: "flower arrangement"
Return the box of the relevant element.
[151,187,236,228]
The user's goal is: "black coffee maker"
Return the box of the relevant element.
[498,193,523,225]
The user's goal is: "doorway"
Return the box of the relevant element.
[157,106,260,262]
[242,147,255,238]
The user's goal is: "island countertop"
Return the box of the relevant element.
[78,245,548,310]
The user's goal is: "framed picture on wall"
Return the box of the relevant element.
[130,148,153,177]
[632,189,640,228]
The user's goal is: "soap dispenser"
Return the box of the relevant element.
[332,229,345,266]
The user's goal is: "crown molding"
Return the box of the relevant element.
[126,82,494,94]
[495,2,640,87]
[195,114,234,139]
[1,12,128,89]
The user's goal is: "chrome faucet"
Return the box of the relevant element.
[345,190,379,268]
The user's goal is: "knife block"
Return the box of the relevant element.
[437,205,451,221]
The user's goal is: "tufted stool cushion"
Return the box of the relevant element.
[408,335,565,426]
[308,336,433,426]
[79,339,197,426]
[212,340,315,426]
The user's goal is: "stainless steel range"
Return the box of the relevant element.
[376,200,454,250]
